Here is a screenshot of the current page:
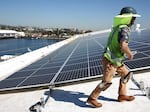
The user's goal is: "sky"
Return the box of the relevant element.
[0,0,150,31]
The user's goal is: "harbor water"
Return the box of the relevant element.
[0,38,61,56]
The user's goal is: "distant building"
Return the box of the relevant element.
[0,30,25,38]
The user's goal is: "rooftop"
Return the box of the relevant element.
[0,72,149,112]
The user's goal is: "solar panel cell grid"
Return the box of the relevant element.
[143,51,150,55]
[55,68,88,83]
[90,66,103,76]
[130,44,148,49]
[133,53,148,59]
[66,58,87,64]
[0,77,26,89]
[135,46,150,52]
[6,70,34,79]
[41,61,64,68]
[62,62,88,71]
[89,60,102,67]
[32,67,60,75]
[89,55,101,61]
[18,73,55,87]
[125,57,150,70]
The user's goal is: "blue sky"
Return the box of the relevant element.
[0,0,150,31]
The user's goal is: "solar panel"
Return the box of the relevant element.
[125,57,150,70]
[0,30,150,92]
[54,68,89,84]
[124,30,150,71]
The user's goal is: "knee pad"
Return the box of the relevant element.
[98,82,112,91]
[121,72,133,84]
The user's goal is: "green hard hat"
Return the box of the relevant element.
[120,7,141,17]
[113,7,141,27]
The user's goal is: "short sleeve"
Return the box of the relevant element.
[118,27,129,43]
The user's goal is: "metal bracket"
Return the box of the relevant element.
[131,75,150,99]
[29,86,55,112]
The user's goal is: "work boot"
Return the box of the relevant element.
[87,96,102,108]
[87,86,102,108]
[118,95,135,102]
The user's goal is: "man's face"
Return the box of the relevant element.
[130,17,136,26]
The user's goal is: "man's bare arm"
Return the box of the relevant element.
[120,41,133,60]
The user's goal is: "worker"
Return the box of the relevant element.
[87,7,141,108]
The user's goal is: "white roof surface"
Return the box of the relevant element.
[0,72,150,112]
[0,30,17,33]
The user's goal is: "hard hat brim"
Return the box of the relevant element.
[116,14,141,18]
[132,14,141,17]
